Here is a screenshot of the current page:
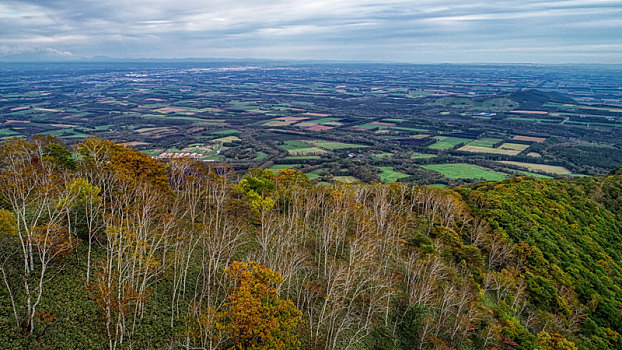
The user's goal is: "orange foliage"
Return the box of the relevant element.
[217,261,302,349]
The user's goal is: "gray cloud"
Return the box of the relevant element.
[0,0,621,63]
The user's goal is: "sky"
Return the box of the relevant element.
[1,0,622,63]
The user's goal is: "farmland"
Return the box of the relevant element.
[378,167,409,183]
[498,161,572,175]
[307,140,368,150]
[423,163,508,181]
[466,138,502,148]
[280,141,327,155]
[428,137,471,150]
[0,62,621,184]
[457,145,521,156]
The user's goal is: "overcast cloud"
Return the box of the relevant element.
[1,0,621,63]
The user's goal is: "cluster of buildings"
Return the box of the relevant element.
[157,152,203,160]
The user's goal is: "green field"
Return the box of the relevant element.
[285,155,322,160]
[254,152,269,160]
[499,142,530,151]
[391,126,427,132]
[378,167,409,183]
[410,152,436,159]
[514,170,553,178]
[423,163,508,181]
[498,161,572,175]
[229,101,258,110]
[0,128,20,137]
[426,184,447,189]
[358,123,388,130]
[309,140,368,150]
[212,136,241,143]
[372,152,393,160]
[269,164,298,171]
[305,168,327,181]
[333,176,359,183]
[428,137,472,150]
[305,117,341,125]
[281,140,310,149]
[212,129,239,135]
[142,114,206,122]
[467,138,502,148]
[41,128,89,138]
[280,141,326,155]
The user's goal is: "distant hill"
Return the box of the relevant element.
[428,90,574,111]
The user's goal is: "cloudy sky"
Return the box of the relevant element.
[1,0,621,63]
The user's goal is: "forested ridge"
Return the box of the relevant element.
[0,136,620,350]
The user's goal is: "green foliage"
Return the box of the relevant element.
[525,272,558,311]
[44,142,76,169]
[461,174,622,348]
[233,168,277,213]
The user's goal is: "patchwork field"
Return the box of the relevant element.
[264,120,298,127]
[301,117,341,125]
[372,152,393,160]
[410,152,436,159]
[284,155,322,160]
[514,170,552,178]
[333,176,359,183]
[428,137,471,150]
[499,143,530,151]
[378,166,409,183]
[513,135,546,142]
[308,140,368,150]
[212,136,241,143]
[212,129,239,135]
[305,168,327,181]
[426,184,448,188]
[457,145,521,156]
[466,138,502,148]
[498,161,572,175]
[1,62,619,189]
[254,152,269,160]
[0,128,20,137]
[142,114,206,122]
[269,164,299,171]
[423,163,508,181]
[280,141,327,155]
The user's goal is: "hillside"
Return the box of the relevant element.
[0,136,620,349]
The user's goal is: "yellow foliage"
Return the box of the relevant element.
[0,209,18,236]
[217,261,302,350]
[536,331,578,350]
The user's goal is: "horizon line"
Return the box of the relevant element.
[2,57,622,66]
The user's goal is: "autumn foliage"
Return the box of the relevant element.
[217,261,302,349]
[1,137,620,349]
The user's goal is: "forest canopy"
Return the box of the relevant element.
[0,136,620,350]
